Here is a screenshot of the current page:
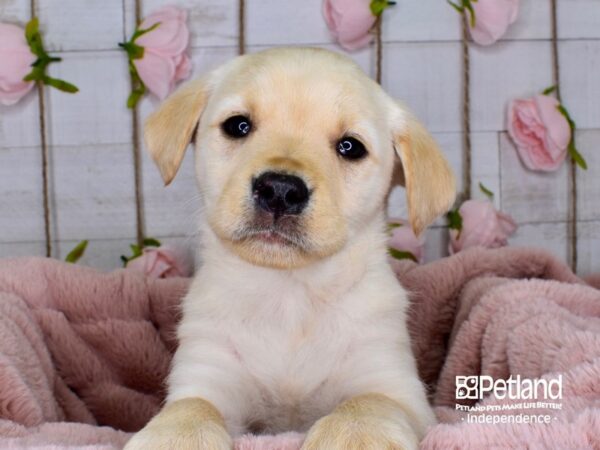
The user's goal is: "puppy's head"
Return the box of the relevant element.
[145,48,455,269]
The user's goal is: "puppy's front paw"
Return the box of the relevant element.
[124,420,233,450]
[301,395,419,450]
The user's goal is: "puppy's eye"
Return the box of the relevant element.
[222,115,252,138]
[336,137,367,160]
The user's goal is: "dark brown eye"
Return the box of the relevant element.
[336,137,367,160]
[222,115,252,138]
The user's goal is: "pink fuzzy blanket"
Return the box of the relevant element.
[0,248,598,449]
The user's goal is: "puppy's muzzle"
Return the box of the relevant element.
[252,172,310,219]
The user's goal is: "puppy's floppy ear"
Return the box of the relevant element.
[390,103,456,235]
[144,77,209,185]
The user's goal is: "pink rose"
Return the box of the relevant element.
[125,245,193,278]
[388,219,425,263]
[469,0,519,46]
[323,0,376,51]
[507,95,571,172]
[0,23,36,106]
[449,200,517,254]
[134,6,192,100]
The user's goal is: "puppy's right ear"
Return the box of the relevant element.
[144,77,209,185]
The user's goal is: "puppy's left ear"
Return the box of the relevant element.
[144,77,210,185]
[390,103,456,235]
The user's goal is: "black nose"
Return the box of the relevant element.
[252,172,310,218]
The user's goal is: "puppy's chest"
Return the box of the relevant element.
[229,302,358,430]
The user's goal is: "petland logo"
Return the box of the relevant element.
[456,375,562,401]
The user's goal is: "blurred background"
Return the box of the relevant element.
[0,0,599,273]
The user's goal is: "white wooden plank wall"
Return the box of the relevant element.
[0,0,599,274]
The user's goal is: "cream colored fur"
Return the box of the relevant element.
[125,47,455,450]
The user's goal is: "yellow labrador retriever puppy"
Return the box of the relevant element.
[125,47,455,450]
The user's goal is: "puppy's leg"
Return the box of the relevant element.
[124,397,232,450]
[302,393,421,450]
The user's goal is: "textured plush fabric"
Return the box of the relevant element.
[0,248,598,449]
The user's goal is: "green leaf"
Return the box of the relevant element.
[127,89,144,109]
[387,223,402,233]
[447,0,477,26]
[388,248,418,263]
[556,104,587,170]
[121,238,160,266]
[25,17,39,44]
[65,240,88,263]
[569,145,588,170]
[22,19,78,96]
[370,0,394,16]
[556,104,575,128]
[142,238,161,248]
[478,182,494,200]
[44,77,79,93]
[132,22,161,41]
[130,244,142,258]
[23,67,43,82]
[24,19,45,57]
[542,85,557,96]
[447,209,463,231]
[464,1,476,27]
[447,0,464,13]
[120,41,145,60]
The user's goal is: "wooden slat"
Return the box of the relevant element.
[0,241,46,259]
[509,221,569,262]
[0,146,45,243]
[383,2,460,42]
[0,2,31,22]
[246,0,331,46]
[382,42,462,133]
[141,148,200,238]
[470,40,554,132]
[139,0,239,48]
[37,0,125,51]
[503,0,552,41]
[471,132,501,208]
[45,51,132,147]
[560,40,600,131]
[499,133,569,224]
[558,0,600,39]
[0,94,41,149]
[576,130,600,221]
[51,143,136,241]
[423,227,449,263]
[577,221,600,276]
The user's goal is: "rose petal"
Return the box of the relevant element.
[0,49,37,85]
[0,23,36,105]
[507,96,568,172]
[534,94,571,154]
[0,81,34,106]
[0,23,31,50]
[388,219,425,263]
[174,53,192,82]
[125,245,193,278]
[322,0,376,51]
[136,7,189,57]
[449,200,517,254]
[469,0,520,46]
[134,50,176,99]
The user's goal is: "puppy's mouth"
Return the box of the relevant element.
[231,220,308,250]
